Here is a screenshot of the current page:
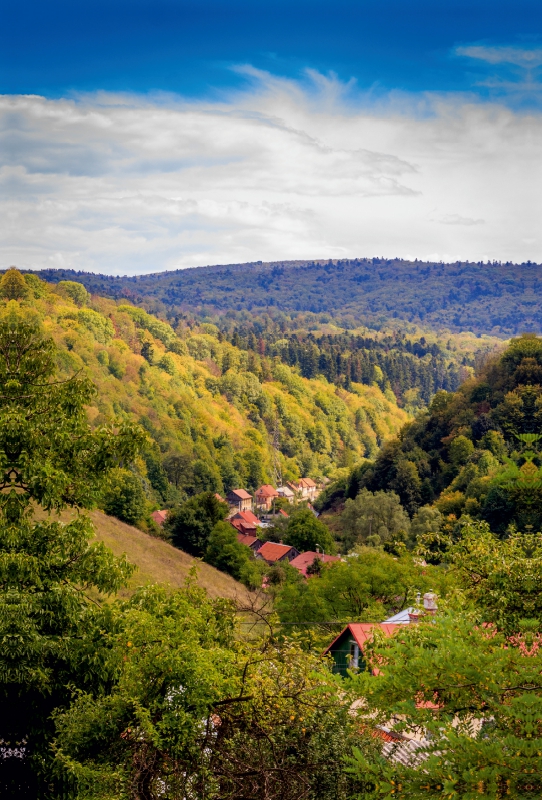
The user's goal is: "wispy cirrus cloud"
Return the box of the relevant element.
[1,67,541,273]
[456,45,542,68]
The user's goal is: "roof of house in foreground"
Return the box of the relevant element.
[323,623,400,655]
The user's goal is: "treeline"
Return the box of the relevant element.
[35,256,541,334]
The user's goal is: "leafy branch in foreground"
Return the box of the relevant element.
[0,293,145,796]
[346,520,542,799]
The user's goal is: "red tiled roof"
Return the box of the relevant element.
[228,489,252,501]
[323,623,400,655]
[299,477,317,488]
[290,551,339,577]
[215,493,226,503]
[233,510,260,525]
[257,541,296,563]
[256,484,279,497]
[237,533,262,549]
[230,517,258,535]
[278,508,289,517]
[151,510,168,525]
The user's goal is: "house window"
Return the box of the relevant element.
[349,641,359,670]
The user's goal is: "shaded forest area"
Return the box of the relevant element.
[36,257,540,334]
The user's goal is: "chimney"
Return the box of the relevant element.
[408,609,421,624]
[423,592,438,615]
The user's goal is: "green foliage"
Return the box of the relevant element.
[340,488,410,550]
[282,508,336,555]
[205,521,256,584]
[336,334,542,535]
[275,548,435,633]
[165,492,229,557]
[0,302,144,794]
[53,584,361,800]
[347,520,542,798]
[76,309,114,344]
[117,304,175,346]
[56,280,90,307]
[101,468,147,525]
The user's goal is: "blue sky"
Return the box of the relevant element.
[2,0,541,99]
[1,1,541,273]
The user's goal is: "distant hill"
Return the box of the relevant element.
[35,258,541,335]
[37,508,248,600]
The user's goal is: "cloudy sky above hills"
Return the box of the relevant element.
[1,0,541,273]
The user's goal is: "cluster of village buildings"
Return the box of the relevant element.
[152,477,339,578]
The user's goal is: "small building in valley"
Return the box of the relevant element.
[229,510,261,536]
[255,541,299,565]
[289,551,340,577]
[276,485,295,503]
[226,489,253,513]
[151,509,168,526]
[236,533,263,552]
[254,484,279,511]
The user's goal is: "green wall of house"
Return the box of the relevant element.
[328,632,366,677]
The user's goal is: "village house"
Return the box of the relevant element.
[236,533,263,552]
[150,509,168,526]
[226,488,253,514]
[229,509,261,536]
[254,484,279,511]
[286,477,318,502]
[255,541,299,565]
[276,485,295,503]
[323,623,399,677]
[324,594,438,676]
[289,551,340,577]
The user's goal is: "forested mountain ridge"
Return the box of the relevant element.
[7,272,410,512]
[35,257,540,334]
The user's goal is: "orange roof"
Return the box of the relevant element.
[237,533,261,548]
[323,623,399,655]
[230,517,258,534]
[290,551,339,577]
[151,510,168,525]
[278,508,289,517]
[233,510,260,525]
[256,484,279,497]
[257,541,296,563]
[299,477,317,488]
[215,493,226,503]
[228,489,252,501]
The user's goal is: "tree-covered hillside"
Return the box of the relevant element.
[330,333,542,538]
[36,257,540,334]
[7,271,410,515]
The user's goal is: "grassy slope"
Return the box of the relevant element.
[39,508,248,601]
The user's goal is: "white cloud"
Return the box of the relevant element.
[1,72,541,274]
[456,45,542,68]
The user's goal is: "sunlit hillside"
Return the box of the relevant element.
[36,507,248,600]
[14,273,410,505]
